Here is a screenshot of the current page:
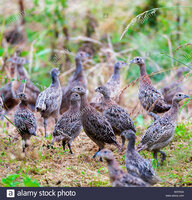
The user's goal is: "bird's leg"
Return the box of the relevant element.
[43,118,47,137]
[159,150,167,164]
[153,151,159,166]
[48,138,55,149]
[62,140,66,152]
[120,134,126,150]
[22,140,27,152]
[68,142,73,154]
[148,112,160,121]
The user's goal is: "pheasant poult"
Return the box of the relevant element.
[96,149,149,187]
[4,0,26,45]
[8,54,40,111]
[122,131,160,185]
[36,68,62,137]
[130,57,171,117]
[60,51,88,114]
[137,93,189,165]
[91,61,126,110]
[52,93,82,154]
[14,93,37,152]
[161,67,190,104]
[71,86,121,159]
[95,85,136,149]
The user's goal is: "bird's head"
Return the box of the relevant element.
[130,57,145,65]
[121,131,136,140]
[71,86,86,95]
[173,93,189,103]
[50,68,60,77]
[95,85,111,98]
[70,92,81,102]
[76,51,90,61]
[115,60,127,69]
[16,93,28,101]
[96,149,114,161]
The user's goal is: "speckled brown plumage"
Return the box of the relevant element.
[90,61,126,111]
[122,131,160,185]
[95,85,136,149]
[36,68,62,137]
[14,93,37,152]
[130,57,171,116]
[4,0,26,45]
[52,93,82,154]
[137,93,189,165]
[9,55,40,111]
[161,67,190,104]
[96,149,149,187]
[60,51,88,114]
[0,82,18,114]
[71,86,121,159]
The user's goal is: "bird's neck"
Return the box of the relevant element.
[127,136,136,151]
[169,100,179,115]
[69,101,80,112]
[112,66,120,81]
[176,72,183,80]
[74,57,83,78]
[139,63,147,76]
[102,93,111,101]
[51,75,60,87]
[19,100,28,108]
[139,64,152,85]
[80,94,89,111]
[106,159,121,179]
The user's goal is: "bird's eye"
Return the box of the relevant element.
[137,58,139,61]
[179,94,181,96]
[104,151,107,153]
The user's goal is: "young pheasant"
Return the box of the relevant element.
[137,93,189,165]
[130,57,171,118]
[161,67,190,104]
[95,85,136,149]
[122,131,160,185]
[9,55,40,111]
[52,93,82,154]
[96,149,149,187]
[71,86,121,159]
[60,51,88,114]
[14,93,37,152]
[36,68,62,137]
[90,61,126,111]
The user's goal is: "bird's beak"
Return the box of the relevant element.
[184,95,190,99]
[129,59,135,64]
[95,151,101,157]
[32,132,36,136]
[95,88,99,92]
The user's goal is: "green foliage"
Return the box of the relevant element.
[23,176,40,187]
[1,174,20,187]
[135,114,144,126]
[1,173,41,187]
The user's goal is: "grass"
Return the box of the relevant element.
[0,0,192,187]
[0,110,191,187]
